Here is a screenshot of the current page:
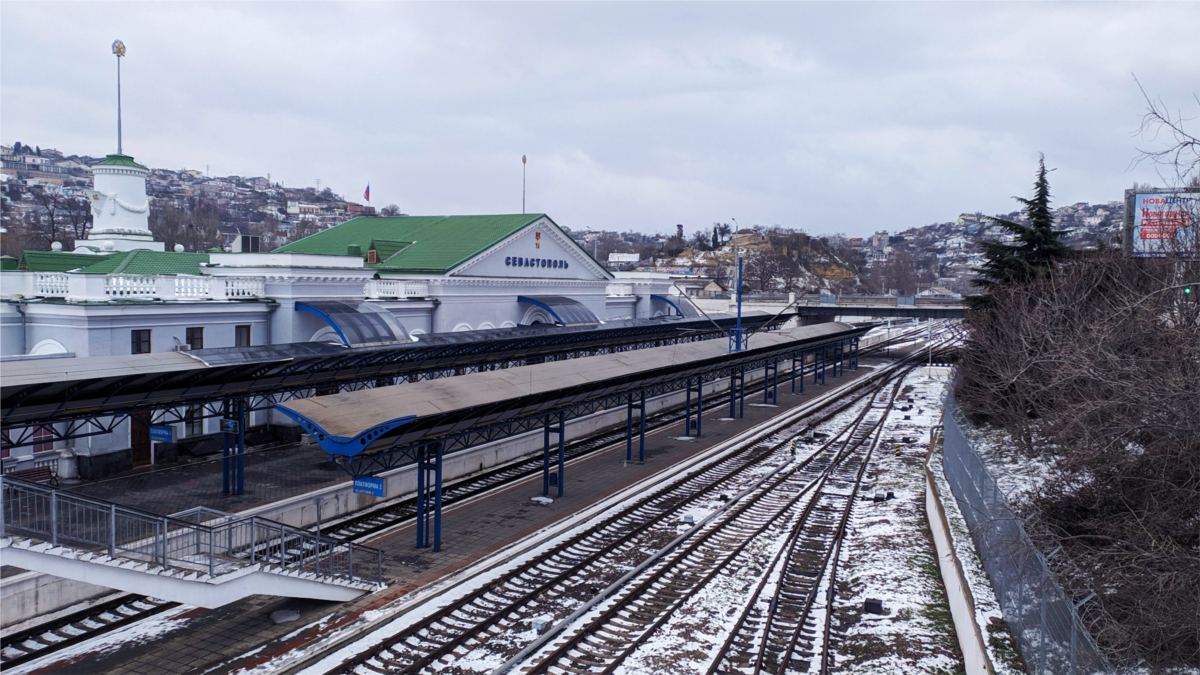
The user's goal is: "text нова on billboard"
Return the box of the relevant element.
[1125,188,1199,258]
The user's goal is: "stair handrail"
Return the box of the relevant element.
[0,475,382,587]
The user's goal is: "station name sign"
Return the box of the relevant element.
[353,477,385,497]
[505,256,569,270]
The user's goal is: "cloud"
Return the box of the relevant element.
[3,2,1197,236]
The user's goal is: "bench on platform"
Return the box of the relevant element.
[7,465,59,487]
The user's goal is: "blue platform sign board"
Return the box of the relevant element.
[221,418,239,435]
[149,425,173,443]
[353,477,385,497]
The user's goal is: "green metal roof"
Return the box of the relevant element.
[73,250,209,275]
[369,239,414,264]
[93,153,149,171]
[274,214,547,273]
[19,251,115,272]
[0,256,18,271]
[18,249,209,275]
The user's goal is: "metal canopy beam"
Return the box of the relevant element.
[332,329,866,479]
[1,314,791,446]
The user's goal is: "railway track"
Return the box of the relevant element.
[327,334,956,675]
[0,594,179,669]
[0,324,947,673]
[707,376,905,675]
[512,362,911,675]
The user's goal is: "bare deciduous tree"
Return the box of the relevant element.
[957,252,1200,668]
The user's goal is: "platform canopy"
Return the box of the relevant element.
[517,296,601,325]
[0,312,792,429]
[651,294,700,318]
[295,301,411,346]
[276,321,864,456]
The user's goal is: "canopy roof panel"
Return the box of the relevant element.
[276,321,863,456]
[518,296,601,325]
[296,301,410,346]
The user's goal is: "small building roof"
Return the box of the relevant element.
[19,251,111,272]
[92,153,149,171]
[274,214,548,274]
[72,249,209,275]
[19,249,209,275]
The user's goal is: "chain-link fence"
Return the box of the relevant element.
[941,392,1114,675]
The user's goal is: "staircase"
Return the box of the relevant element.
[1,476,383,608]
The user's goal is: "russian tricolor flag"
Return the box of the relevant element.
[363,183,370,202]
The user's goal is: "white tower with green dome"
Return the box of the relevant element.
[76,40,165,253]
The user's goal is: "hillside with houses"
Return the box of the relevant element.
[3,141,1125,297]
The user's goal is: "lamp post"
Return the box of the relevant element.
[112,40,126,154]
[730,217,743,352]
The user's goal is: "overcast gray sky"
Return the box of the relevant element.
[3,2,1197,237]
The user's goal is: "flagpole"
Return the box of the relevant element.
[522,155,527,214]
[112,40,125,154]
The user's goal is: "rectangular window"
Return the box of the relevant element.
[185,405,204,437]
[186,327,204,351]
[131,329,152,354]
[32,426,53,453]
[235,325,251,348]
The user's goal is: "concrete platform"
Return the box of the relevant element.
[19,353,906,675]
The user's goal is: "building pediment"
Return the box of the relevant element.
[449,217,611,281]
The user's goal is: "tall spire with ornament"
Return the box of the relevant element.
[77,40,164,253]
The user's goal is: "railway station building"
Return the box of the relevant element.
[0,152,686,477]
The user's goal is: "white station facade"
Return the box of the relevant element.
[0,152,682,477]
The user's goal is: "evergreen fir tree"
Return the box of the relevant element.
[968,155,1069,310]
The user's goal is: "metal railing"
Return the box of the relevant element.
[1,475,382,587]
[941,392,1113,675]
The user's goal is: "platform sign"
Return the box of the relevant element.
[220,418,240,435]
[353,477,385,497]
[149,425,173,443]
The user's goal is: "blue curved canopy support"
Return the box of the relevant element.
[517,296,601,325]
[651,294,699,318]
[296,301,411,347]
[274,403,416,456]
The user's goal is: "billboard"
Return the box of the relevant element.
[608,253,640,263]
[1127,189,1198,257]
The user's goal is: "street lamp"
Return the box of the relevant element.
[730,217,744,352]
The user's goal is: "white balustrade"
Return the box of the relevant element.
[403,281,428,298]
[224,277,265,298]
[105,274,158,298]
[365,279,403,299]
[174,275,211,299]
[606,283,633,297]
[34,273,70,297]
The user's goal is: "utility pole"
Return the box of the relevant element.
[112,40,125,154]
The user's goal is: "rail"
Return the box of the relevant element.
[0,475,382,587]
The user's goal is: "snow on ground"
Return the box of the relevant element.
[5,603,198,675]
[602,398,879,674]
[930,447,1026,675]
[949,412,1054,510]
[829,369,964,674]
